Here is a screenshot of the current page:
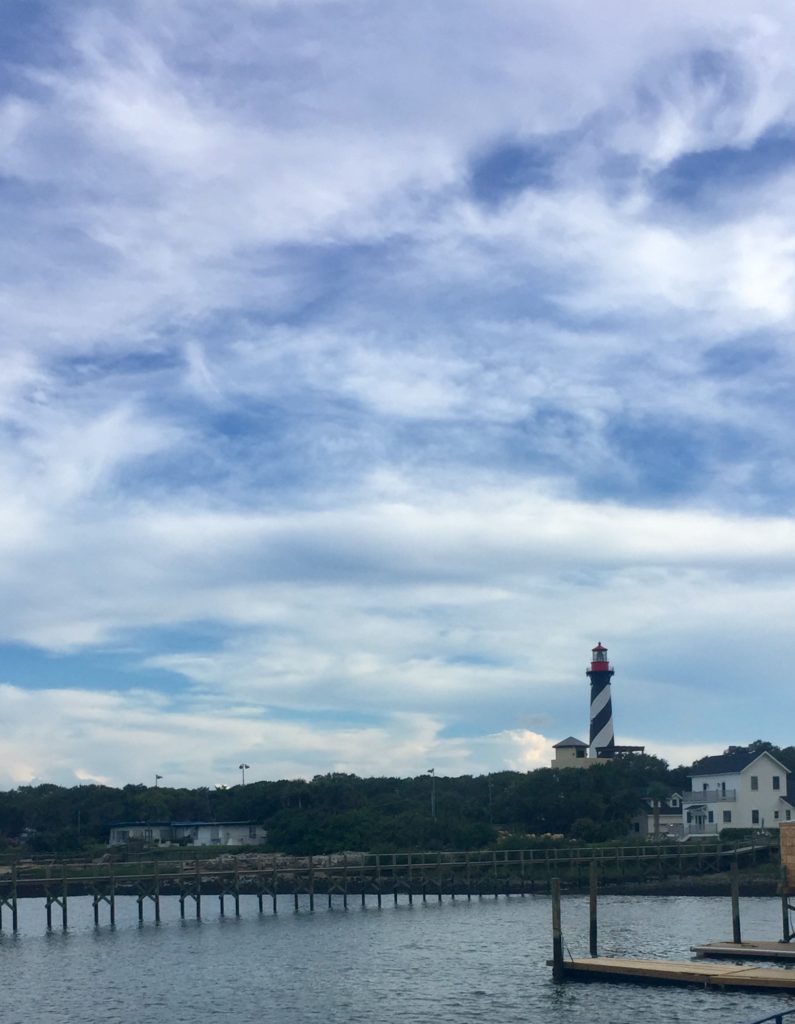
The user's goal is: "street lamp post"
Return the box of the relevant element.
[239,763,250,786]
[427,768,437,821]
[155,774,163,788]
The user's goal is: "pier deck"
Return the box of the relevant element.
[557,957,795,991]
[692,941,795,962]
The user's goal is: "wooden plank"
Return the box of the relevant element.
[556,957,795,991]
[693,941,795,962]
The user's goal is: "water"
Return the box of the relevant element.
[1,893,794,1024]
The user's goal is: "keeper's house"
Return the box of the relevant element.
[682,750,795,837]
[108,820,267,847]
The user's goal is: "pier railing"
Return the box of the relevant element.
[0,836,773,931]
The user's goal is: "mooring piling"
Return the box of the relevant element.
[589,860,598,957]
[551,877,563,983]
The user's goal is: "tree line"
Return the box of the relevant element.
[1,741,791,855]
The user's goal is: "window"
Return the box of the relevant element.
[720,781,726,794]
[703,782,709,791]
[775,811,780,820]
[752,809,760,824]
[633,822,640,833]
[576,748,586,758]
[723,810,732,824]
[773,776,781,790]
[751,776,759,791]
[708,811,714,823]
[788,810,792,821]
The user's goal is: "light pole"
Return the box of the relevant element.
[239,763,250,786]
[427,768,437,821]
[155,774,163,788]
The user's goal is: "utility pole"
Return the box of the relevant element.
[239,763,250,786]
[427,768,437,821]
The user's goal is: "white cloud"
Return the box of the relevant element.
[3,0,795,784]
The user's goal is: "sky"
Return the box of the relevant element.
[3,0,795,789]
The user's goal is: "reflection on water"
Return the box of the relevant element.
[1,893,794,1024]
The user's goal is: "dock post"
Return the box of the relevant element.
[12,863,18,932]
[589,861,598,957]
[551,878,564,983]
[309,857,315,912]
[782,865,791,942]
[62,864,68,929]
[731,858,741,944]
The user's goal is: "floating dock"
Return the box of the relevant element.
[692,941,795,963]
[557,957,795,991]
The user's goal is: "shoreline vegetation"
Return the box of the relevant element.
[2,743,792,864]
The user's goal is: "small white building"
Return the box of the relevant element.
[108,820,268,847]
[681,751,795,837]
[551,736,590,768]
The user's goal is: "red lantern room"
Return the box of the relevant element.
[590,642,611,672]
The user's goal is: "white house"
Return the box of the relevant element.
[108,820,268,847]
[681,751,795,837]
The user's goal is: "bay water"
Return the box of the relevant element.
[1,892,794,1023]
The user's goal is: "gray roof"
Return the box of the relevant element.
[690,750,789,776]
[554,736,588,748]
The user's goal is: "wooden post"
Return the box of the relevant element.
[731,858,741,944]
[62,865,68,929]
[196,864,202,919]
[782,865,790,942]
[309,856,315,912]
[589,861,598,957]
[12,864,18,932]
[551,878,564,983]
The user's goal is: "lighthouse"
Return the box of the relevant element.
[587,642,615,758]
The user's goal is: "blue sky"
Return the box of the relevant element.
[3,0,795,787]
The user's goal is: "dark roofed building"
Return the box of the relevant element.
[551,736,589,768]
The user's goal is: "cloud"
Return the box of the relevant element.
[0,683,555,787]
[3,0,795,784]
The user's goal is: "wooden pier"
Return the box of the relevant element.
[556,957,795,992]
[692,941,795,963]
[0,836,770,932]
[0,847,567,930]
[550,851,795,993]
